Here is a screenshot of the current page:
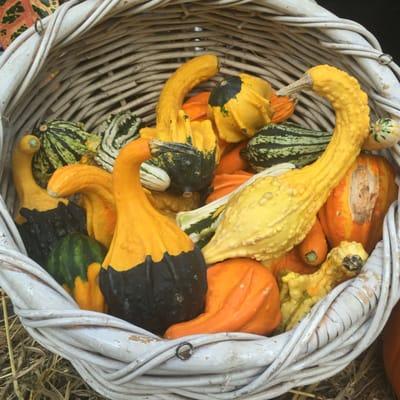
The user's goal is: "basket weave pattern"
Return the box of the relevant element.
[0,1,400,399]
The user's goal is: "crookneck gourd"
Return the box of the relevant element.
[202,65,370,265]
[279,241,368,331]
[46,233,107,312]
[140,55,219,194]
[165,258,281,339]
[319,153,397,254]
[13,135,86,266]
[209,73,274,143]
[99,138,207,334]
[47,164,116,248]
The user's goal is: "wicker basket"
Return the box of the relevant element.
[0,1,399,399]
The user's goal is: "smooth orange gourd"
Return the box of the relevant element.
[270,93,296,123]
[215,141,249,175]
[297,218,328,266]
[165,258,281,338]
[182,91,211,121]
[319,153,397,254]
[383,302,400,398]
[206,170,253,203]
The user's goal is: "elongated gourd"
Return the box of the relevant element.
[99,138,207,334]
[202,65,370,264]
[47,164,116,248]
[140,55,219,193]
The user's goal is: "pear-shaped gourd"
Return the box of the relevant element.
[99,138,207,334]
[202,65,370,264]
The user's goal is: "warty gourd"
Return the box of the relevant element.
[202,65,370,264]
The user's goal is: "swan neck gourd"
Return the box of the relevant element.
[202,65,370,264]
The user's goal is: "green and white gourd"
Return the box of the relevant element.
[176,163,295,247]
[32,120,101,188]
[95,112,171,192]
[241,122,332,172]
[363,118,400,150]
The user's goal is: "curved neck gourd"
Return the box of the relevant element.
[202,65,370,264]
[103,138,193,271]
[12,135,67,223]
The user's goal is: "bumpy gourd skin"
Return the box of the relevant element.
[202,65,370,264]
[279,241,368,331]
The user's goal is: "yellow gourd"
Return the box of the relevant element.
[12,135,67,223]
[202,65,370,264]
[47,164,116,248]
[279,241,368,331]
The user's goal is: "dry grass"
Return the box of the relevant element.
[0,290,395,400]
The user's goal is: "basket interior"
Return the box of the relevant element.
[1,1,395,213]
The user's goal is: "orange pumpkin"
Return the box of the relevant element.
[164,258,281,338]
[206,170,253,203]
[383,302,400,398]
[215,141,249,175]
[270,93,296,123]
[319,154,397,254]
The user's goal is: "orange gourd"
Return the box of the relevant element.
[319,154,397,254]
[383,302,400,398]
[206,170,253,203]
[182,91,211,121]
[164,258,281,338]
[215,141,249,174]
[267,248,318,278]
[297,218,328,266]
[270,93,296,123]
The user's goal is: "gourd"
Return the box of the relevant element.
[270,93,296,124]
[99,138,207,334]
[46,233,107,312]
[202,65,370,265]
[319,153,397,254]
[297,218,328,266]
[215,141,249,175]
[94,111,170,191]
[47,164,116,248]
[177,163,295,248]
[241,122,332,171]
[267,248,318,278]
[363,118,400,150]
[164,258,281,339]
[279,241,368,331]
[206,170,253,204]
[209,73,274,143]
[383,301,400,398]
[12,135,87,266]
[182,91,211,121]
[148,191,201,215]
[32,120,100,188]
[140,55,219,194]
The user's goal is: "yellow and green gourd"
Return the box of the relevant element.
[202,65,370,265]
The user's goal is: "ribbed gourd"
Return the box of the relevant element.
[202,65,370,265]
[94,111,171,192]
[47,164,116,248]
[32,120,100,188]
[209,73,274,143]
[242,122,332,171]
[12,135,86,266]
[46,233,107,312]
[140,55,219,194]
[99,138,207,334]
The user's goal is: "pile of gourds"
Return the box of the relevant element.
[13,55,400,344]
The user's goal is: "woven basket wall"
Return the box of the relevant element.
[0,1,400,399]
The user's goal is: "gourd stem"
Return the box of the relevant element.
[276,74,313,97]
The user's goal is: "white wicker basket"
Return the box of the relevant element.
[1,1,400,399]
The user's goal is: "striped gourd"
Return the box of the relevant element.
[241,122,332,171]
[32,120,100,188]
[363,118,400,150]
[95,112,171,191]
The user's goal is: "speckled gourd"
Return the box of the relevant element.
[202,65,370,264]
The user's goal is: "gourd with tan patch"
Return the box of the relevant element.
[202,65,370,264]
